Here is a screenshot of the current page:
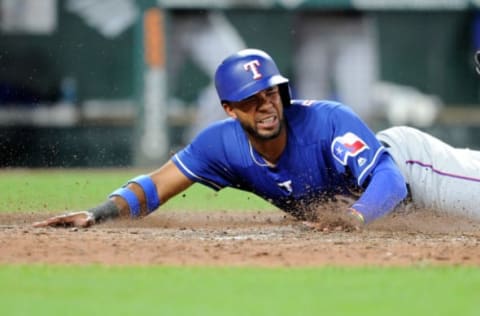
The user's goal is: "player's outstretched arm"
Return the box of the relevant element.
[350,154,408,224]
[33,160,194,228]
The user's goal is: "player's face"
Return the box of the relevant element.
[223,86,284,140]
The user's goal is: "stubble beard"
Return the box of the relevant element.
[242,118,285,141]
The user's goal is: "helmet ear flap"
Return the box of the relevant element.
[278,82,291,107]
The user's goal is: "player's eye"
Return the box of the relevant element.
[235,98,256,110]
[265,86,279,96]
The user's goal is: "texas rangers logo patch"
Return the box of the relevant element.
[331,132,369,165]
[244,60,262,79]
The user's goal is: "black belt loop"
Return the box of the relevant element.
[379,140,390,148]
[405,183,413,202]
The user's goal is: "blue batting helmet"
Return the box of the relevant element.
[214,49,290,106]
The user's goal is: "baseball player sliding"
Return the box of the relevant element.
[34,49,480,231]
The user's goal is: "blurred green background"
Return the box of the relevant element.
[1,0,480,167]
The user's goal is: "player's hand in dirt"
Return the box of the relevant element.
[302,208,364,232]
[33,211,96,228]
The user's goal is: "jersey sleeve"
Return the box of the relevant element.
[327,105,386,186]
[351,153,408,223]
[171,123,236,191]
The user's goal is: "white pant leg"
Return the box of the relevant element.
[334,17,379,123]
[377,126,480,220]
[293,16,331,100]
[293,14,379,123]
[179,12,246,141]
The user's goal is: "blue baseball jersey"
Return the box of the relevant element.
[172,100,387,218]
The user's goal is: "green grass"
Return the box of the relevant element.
[0,168,274,212]
[1,265,479,316]
[2,169,479,316]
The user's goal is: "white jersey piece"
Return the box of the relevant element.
[377,126,480,220]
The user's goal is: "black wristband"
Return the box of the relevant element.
[87,200,120,223]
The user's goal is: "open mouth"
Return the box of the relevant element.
[256,115,278,129]
[258,116,276,124]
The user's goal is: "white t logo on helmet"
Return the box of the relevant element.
[243,60,262,80]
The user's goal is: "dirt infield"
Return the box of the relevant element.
[1,209,480,267]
